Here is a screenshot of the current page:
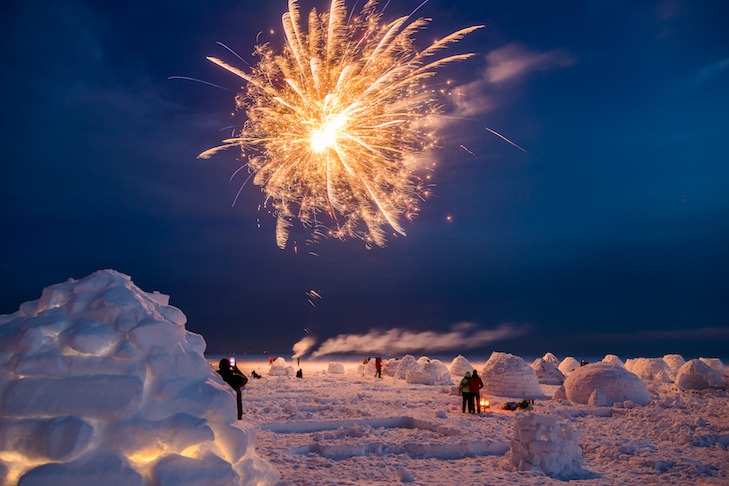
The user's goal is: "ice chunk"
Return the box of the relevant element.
[327,362,345,374]
[108,414,214,457]
[0,416,93,461]
[1,375,143,418]
[508,413,588,480]
[151,452,239,486]
[18,452,143,486]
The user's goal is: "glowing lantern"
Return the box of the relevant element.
[480,398,490,410]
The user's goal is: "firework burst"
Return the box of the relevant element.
[200,0,483,248]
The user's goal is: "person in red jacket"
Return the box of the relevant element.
[375,357,383,378]
[468,370,484,413]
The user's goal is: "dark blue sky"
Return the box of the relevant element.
[2,0,728,359]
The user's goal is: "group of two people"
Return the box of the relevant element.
[459,370,484,414]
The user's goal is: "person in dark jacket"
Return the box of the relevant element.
[468,370,484,413]
[217,358,248,420]
[459,371,472,413]
[375,357,383,378]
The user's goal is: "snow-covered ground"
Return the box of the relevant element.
[228,356,729,485]
[1,270,727,485]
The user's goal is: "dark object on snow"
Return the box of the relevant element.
[503,399,533,411]
[375,357,382,378]
[296,368,303,378]
[217,358,248,420]
[580,360,588,366]
[251,370,261,379]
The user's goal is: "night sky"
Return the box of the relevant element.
[2,0,728,359]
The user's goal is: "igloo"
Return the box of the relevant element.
[674,359,724,391]
[449,355,475,378]
[624,358,671,383]
[662,354,685,380]
[0,270,278,486]
[541,352,559,365]
[563,362,650,406]
[602,354,624,367]
[405,358,451,386]
[481,352,544,399]
[395,355,419,379]
[699,358,726,380]
[268,358,294,377]
[558,357,580,376]
[531,358,565,385]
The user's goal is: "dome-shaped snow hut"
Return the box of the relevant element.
[563,362,650,406]
[481,352,544,399]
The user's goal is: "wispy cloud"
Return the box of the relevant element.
[484,42,574,84]
[308,322,531,357]
[693,57,729,87]
[447,42,574,118]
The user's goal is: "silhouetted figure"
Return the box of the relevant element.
[580,360,588,366]
[296,368,303,378]
[217,358,248,420]
[251,370,261,379]
[468,370,484,413]
[459,371,472,413]
[375,357,382,378]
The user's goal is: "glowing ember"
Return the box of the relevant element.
[200,0,483,248]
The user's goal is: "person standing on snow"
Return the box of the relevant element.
[468,370,484,413]
[459,371,472,413]
[217,358,248,420]
[375,357,383,378]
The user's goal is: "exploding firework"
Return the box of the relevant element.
[200,0,483,248]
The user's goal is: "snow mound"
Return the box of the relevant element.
[382,358,399,377]
[674,359,724,391]
[563,362,650,406]
[662,354,685,380]
[481,352,544,399]
[699,358,726,380]
[625,358,671,382]
[0,270,278,486]
[326,362,345,374]
[405,359,452,386]
[269,358,294,377]
[508,413,587,480]
[558,357,580,376]
[602,354,624,367]
[541,352,559,365]
[530,358,565,385]
[449,355,474,378]
[395,355,419,379]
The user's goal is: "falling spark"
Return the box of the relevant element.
[200,0,483,248]
[484,127,527,153]
[459,144,475,156]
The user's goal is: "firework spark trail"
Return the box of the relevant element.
[484,127,527,153]
[201,0,483,248]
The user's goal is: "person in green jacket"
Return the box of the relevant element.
[459,371,472,413]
